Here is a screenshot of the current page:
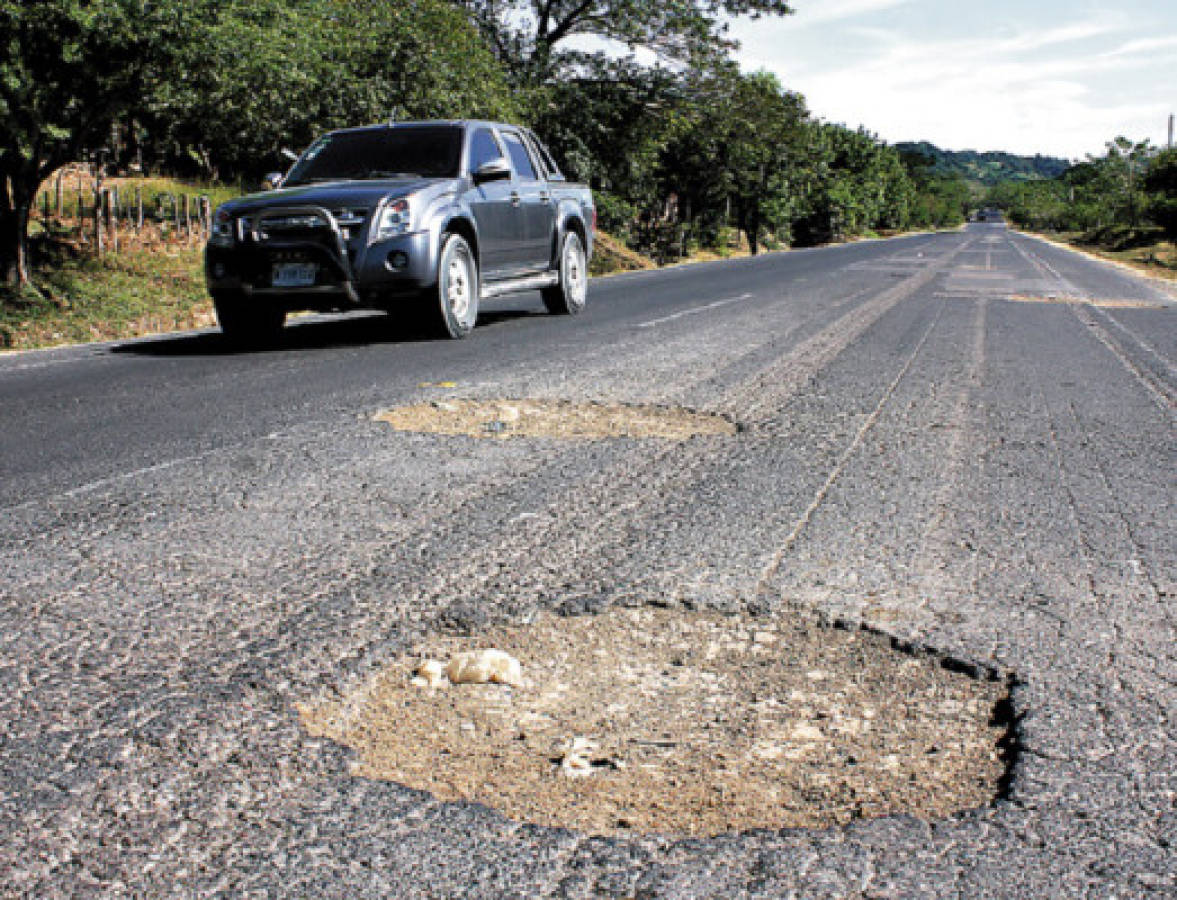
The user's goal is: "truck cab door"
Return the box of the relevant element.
[464,127,522,279]
[500,130,556,272]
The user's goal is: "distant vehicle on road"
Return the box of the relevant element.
[204,121,595,342]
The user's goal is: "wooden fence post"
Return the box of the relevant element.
[183,194,191,241]
[135,187,143,232]
[94,188,104,255]
[77,189,87,244]
[108,189,119,253]
[172,193,181,236]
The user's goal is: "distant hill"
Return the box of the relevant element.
[895,141,1071,185]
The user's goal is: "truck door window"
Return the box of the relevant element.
[525,132,564,181]
[501,132,538,181]
[468,128,504,174]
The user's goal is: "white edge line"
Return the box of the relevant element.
[636,293,754,329]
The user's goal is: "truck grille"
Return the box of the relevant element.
[237,208,369,242]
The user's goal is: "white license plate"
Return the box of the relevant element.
[271,262,317,287]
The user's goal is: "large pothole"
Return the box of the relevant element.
[373,399,738,440]
[300,606,1010,837]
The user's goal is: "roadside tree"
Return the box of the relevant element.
[1144,148,1177,238]
[458,0,794,84]
[0,0,188,287]
[147,0,517,182]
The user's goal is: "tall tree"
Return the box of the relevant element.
[457,0,794,84]
[148,0,517,182]
[0,0,190,286]
[1144,148,1177,237]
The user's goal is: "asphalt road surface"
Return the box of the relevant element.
[2,224,1174,897]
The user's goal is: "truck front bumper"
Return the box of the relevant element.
[205,227,437,312]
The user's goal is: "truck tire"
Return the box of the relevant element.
[542,230,587,316]
[213,292,285,346]
[422,232,479,339]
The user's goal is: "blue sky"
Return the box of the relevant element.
[728,0,1177,159]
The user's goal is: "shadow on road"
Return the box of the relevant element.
[110,308,541,357]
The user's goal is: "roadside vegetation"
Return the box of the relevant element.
[0,245,211,349]
[3,0,983,349]
[987,140,1177,280]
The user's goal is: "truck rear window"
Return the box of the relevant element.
[286,126,463,184]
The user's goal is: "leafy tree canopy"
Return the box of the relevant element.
[0,0,516,285]
[149,0,518,180]
[0,0,193,283]
[457,0,794,83]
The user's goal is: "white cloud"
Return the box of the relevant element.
[1098,34,1177,59]
[730,6,1177,157]
[785,0,917,27]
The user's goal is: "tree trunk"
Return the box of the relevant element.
[1,178,31,288]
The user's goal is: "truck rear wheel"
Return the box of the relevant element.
[213,292,285,347]
[542,230,587,315]
[421,232,479,339]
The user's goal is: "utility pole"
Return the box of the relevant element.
[1169,113,1174,149]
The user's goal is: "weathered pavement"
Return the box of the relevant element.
[1,224,1174,897]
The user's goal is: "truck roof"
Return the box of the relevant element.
[324,120,527,135]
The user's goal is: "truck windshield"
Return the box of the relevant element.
[285,126,463,185]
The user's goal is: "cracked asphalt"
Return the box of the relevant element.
[1,223,1174,897]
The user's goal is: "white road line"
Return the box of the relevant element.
[636,293,753,328]
[0,430,286,516]
[1087,305,1177,379]
[1,450,218,516]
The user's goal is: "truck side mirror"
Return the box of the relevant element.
[473,158,511,184]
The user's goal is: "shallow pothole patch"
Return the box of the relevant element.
[373,399,738,440]
[1008,294,1165,309]
[300,606,1009,837]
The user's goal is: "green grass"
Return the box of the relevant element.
[1059,226,1177,281]
[0,244,214,350]
[2,176,248,350]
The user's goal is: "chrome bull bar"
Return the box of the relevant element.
[245,205,360,304]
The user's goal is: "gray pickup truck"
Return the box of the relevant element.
[204,120,594,341]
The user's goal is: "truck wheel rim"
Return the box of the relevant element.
[446,250,472,323]
[565,237,586,307]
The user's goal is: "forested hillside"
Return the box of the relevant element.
[895,142,1070,185]
[1,0,973,295]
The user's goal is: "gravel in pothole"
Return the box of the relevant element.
[373,399,737,440]
[299,606,1007,837]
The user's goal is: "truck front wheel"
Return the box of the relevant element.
[421,232,479,339]
[212,292,285,347]
[542,230,587,316]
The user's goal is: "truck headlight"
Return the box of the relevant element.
[210,208,235,247]
[371,198,411,243]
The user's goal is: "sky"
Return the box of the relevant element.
[728,0,1177,160]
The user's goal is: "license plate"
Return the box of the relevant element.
[271,262,317,287]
